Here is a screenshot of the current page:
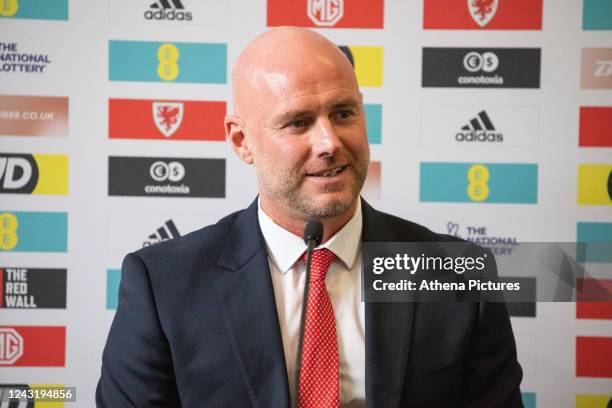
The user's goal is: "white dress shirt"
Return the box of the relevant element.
[258,200,366,407]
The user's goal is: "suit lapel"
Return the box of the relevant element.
[213,199,290,408]
[362,200,415,408]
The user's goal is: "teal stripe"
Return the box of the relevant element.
[0,0,68,20]
[583,0,612,30]
[0,211,67,252]
[106,269,121,310]
[577,222,612,263]
[364,104,382,144]
[521,392,536,408]
[420,162,538,204]
[109,40,227,84]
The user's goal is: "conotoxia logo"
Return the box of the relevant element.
[109,98,225,141]
[423,0,542,30]
[0,154,68,195]
[109,40,227,84]
[108,156,225,198]
[267,0,383,28]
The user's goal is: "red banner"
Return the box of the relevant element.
[576,336,612,378]
[577,278,612,319]
[580,107,612,147]
[267,0,383,29]
[109,99,226,141]
[423,0,542,30]
[0,326,65,367]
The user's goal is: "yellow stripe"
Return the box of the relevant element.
[576,394,611,408]
[349,46,383,87]
[577,164,612,205]
[32,154,68,195]
[30,384,65,408]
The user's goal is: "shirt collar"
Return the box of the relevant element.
[258,199,362,274]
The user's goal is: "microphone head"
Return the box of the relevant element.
[303,220,323,246]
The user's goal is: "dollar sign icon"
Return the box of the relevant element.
[482,52,499,73]
[0,212,19,250]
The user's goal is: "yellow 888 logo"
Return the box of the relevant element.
[0,212,18,250]
[467,164,490,202]
[157,43,180,81]
[0,0,19,17]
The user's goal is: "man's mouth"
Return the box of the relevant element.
[306,165,348,178]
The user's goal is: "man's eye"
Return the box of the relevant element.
[292,119,307,128]
[336,110,353,120]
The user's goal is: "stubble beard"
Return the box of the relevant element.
[256,151,370,220]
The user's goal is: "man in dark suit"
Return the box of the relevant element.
[97,27,523,407]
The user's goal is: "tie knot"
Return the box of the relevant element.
[301,248,335,281]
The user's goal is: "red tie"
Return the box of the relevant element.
[298,248,340,408]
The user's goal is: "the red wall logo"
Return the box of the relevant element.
[267,0,383,29]
[0,326,65,367]
[423,0,542,30]
[109,99,225,141]
[0,328,23,365]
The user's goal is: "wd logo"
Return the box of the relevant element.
[0,154,67,195]
[468,0,498,27]
[595,60,612,77]
[308,0,343,26]
[456,110,503,142]
[0,155,37,193]
[143,219,181,247]
[0,328,23,365]
[149,161,185,182]
[464,51,499,73]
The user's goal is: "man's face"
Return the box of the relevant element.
[246,63,370,220]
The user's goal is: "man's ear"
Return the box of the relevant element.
[225,115,254,164]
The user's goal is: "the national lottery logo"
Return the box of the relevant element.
[468,0,499,27]
[0,328,23,365]
[307,0,343,26]
[0,42,52,74]
[153,102,184,137]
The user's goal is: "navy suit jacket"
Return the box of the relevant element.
[97,198,523,407]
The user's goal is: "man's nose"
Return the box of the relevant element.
[310,118,343,156]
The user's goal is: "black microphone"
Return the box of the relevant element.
[293,220,323,407]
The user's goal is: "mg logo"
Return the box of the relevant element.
[307,0,343,26]
[0,328,24,365]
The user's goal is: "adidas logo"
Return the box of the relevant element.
[455,110,503,142]
[144,0,193,21]
[142,219,181,247]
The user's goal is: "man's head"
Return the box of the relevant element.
[226,27,370,225]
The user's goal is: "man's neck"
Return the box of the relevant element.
[258,197,358,243]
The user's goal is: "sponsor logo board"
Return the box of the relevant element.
[576,278,612,320]
[109,0,229,26]
[577,222,612,263]
[0,268,66,309]
[521,393,536,408]
[423,0,542,30]
[576,394,612,408]
[579,107,612,147]
[0,0,68,20]
[109,40,227,84]
[422,48,540,88]
[109,98,226,141]
[0,154,68,195]
[339,45,383,87]
[0,95,68,137]
[267,0,383,28]
[0,211,67,252]
[577,164,612,205]
[364,104,382,144]
[362,161,380,201]
[108,156,225,198]
[421,106,538,146]
[581,48,612,89]
[107,269,120,310]
[420,162,538,203]
[0,326,65,367]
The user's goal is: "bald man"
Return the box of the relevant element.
[97,28,523,407]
